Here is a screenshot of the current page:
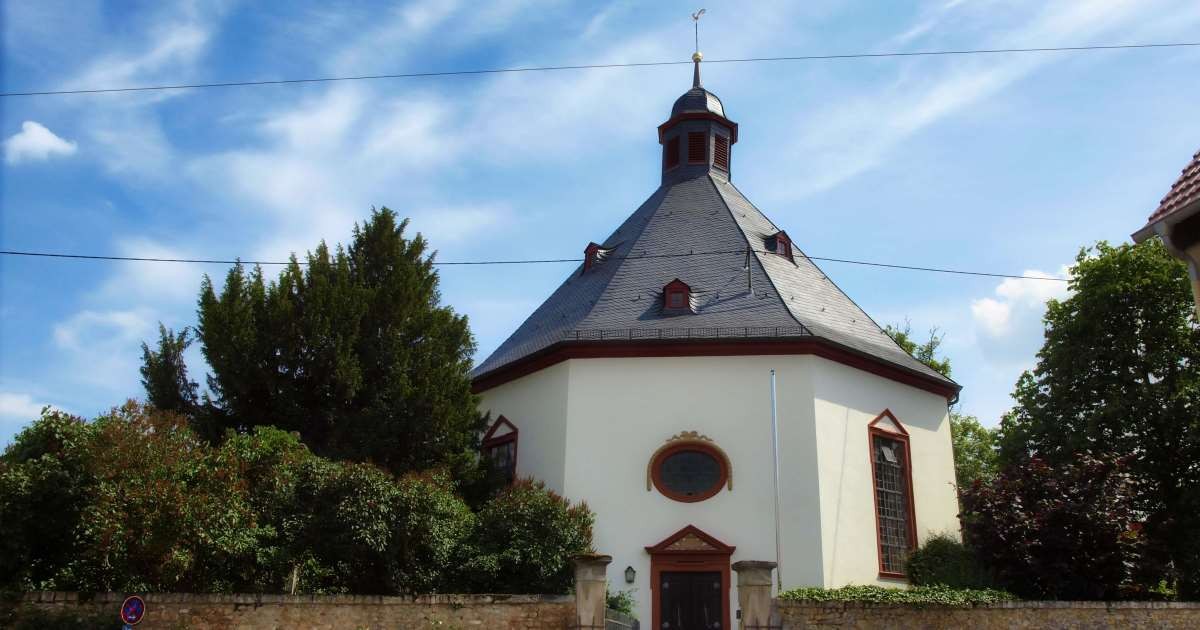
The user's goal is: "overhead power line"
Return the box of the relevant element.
[0,249,1067,282]
[4,41,1197,97]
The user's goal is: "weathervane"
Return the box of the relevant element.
[691,8,706,87]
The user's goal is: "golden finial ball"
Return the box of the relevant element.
[692,51,703,62]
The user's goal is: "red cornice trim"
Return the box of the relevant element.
[658,112,739,143]
[472,338,959,399]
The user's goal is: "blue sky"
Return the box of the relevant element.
[3,0,1200,445]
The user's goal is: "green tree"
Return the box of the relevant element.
[997,239,1200,597]
[193,208,485,476]
[886,322,999,490]
[886,322,952,379]
[949,414,997,488]
[465,479,594,594]
[959,454,1148,600]
[139,324,199,417]
[0,409,95,591]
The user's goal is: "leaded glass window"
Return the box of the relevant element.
[873,433,912,574]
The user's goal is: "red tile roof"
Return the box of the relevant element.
[1148,149,1200,224]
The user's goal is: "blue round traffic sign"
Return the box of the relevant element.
[120,595,146,625]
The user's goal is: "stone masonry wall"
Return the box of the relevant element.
[777,600,1200,629]
[19,592,575,630]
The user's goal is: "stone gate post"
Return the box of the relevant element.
[573,553,612,629]
[732,560,777,629]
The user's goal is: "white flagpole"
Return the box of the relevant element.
[771,369,784,592]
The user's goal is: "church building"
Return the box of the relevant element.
[471,53,962,628]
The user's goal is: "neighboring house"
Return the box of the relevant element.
[1133,149,1200,316]
[471,55,961,628]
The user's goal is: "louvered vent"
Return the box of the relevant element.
[687,132,706,163]
[713,135,729,170]
[664,136,681,169]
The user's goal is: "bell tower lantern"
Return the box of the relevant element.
[658,52,738,185]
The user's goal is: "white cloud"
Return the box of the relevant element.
[53,309,156,390]
[779,0,1198,198]
[409,204,513,246]
[970,268,1071,337]
[0,392,49,423]
[66,22,209,94]
[4,121,77,164]
[93,237,205,307]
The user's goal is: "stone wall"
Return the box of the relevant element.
[19,591,574,629]
[777,600,1200,629]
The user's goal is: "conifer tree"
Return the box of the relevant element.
[191,208,485,475]
[140,324,199,416]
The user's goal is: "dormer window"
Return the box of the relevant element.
[687,132,707,164]
[714,135,730,171]
[664,135,681,170]
[765,231,795,263]
[583,242,613,273]
[662,278,692,313]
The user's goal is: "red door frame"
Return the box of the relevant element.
[645,525,736,630]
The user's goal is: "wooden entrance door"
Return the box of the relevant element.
[659,570,723,629]
[646,525,734,630]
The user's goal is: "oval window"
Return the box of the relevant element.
[651,444,728,503]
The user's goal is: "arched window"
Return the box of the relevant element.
[482,416,518,485]
[868,410,917,578]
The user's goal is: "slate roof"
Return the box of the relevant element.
[472,70,956,391]
[472,171,956,388]
[1146,149,1200,225]
[672,87,726,118]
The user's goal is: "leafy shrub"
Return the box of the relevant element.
[70,403,262,593]
[960,454,1148,600]
[779,585,1015,607]
[0,406,593,596]
[0,410,96,591]
[606,586,636,617]
[466,479,594,594]
[906,533,993,589]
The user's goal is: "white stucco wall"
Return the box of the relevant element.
[811,356,959,587]
[476,361,571,493]
[476,353,959,623]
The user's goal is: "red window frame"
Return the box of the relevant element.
[713,134,730,170]
[649,442,730,503]
[662,278,691,311]
[664,135,681,170]
[583,242,601,273]
[482,416,518,485]
[687,132,707,164]
[768,231,794,262]
[867,409,917,579]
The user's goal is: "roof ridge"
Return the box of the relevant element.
[710,177,955,386]
[704,174,808,333]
